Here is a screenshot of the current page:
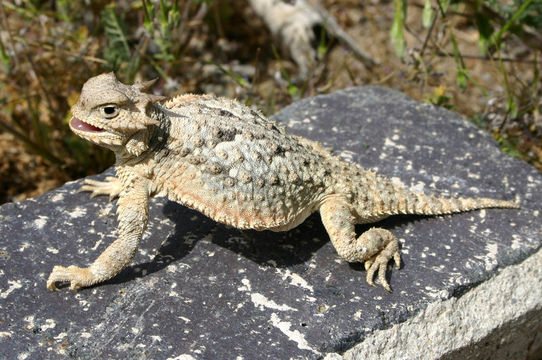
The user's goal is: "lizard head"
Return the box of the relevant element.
[70,73,165,156]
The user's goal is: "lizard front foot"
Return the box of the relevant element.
[79,176,121,200]
[46,265,94,291]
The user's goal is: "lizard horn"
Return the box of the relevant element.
[134,78,159,92]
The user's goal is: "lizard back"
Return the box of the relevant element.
[147,95,332,230]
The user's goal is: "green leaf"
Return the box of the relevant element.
[390,0,407,58]
[422,0,434,28]
[0,38,11,73]
[317,25,328,57]
[492,0,534,49]
[142,0,155,34]
[56,0,73,21]
[450,31,468,91]
[206,61,250,88]
[437,0,451,16]
[507,96,519,119]
[288,84,299,98]
[456,70,467,91]
[474,13,493,54]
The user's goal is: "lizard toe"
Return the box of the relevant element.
[47,265,92,291]
[79,177,121,200]
[365,257,392,291]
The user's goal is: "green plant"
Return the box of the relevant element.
[391,0,407,59]
[426,85,454,109]
[142,0,181,61]
[272,46,301,99]
[102,4,133,75]
[101,1,207,82]
[390,0,541,168]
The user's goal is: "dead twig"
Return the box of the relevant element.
[310,1,379,68]
[435,50,540,64]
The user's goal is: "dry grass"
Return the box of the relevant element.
[0,0,540,203]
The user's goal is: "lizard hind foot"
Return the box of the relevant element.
[79,176,122,200]
[362,228,401,292]
[319,198,402,291]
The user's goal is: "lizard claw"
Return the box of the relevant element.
[47,265,93,291]
[364,240,401,292]
[365,258,392,292]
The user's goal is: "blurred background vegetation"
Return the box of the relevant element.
[0,0,540,203]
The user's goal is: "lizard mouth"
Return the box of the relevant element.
[70,117,104,132]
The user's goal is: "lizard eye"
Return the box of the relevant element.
[102,105,119,118]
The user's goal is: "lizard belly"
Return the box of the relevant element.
[156,174,315,231]
[167,189,308,230]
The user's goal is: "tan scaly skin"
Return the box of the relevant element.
[47,73,519,292]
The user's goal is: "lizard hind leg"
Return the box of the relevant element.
[79,176,122,200]
[319,197,401,291]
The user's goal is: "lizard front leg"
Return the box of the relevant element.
[319,197,401,291]
[47,173,149,290]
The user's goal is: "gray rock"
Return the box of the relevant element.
[0,86,540,359]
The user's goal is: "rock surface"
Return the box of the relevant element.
[1,86,541,359]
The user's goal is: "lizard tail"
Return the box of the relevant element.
[388,182,519,216]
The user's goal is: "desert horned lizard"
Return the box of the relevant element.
[47,73,518,292]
